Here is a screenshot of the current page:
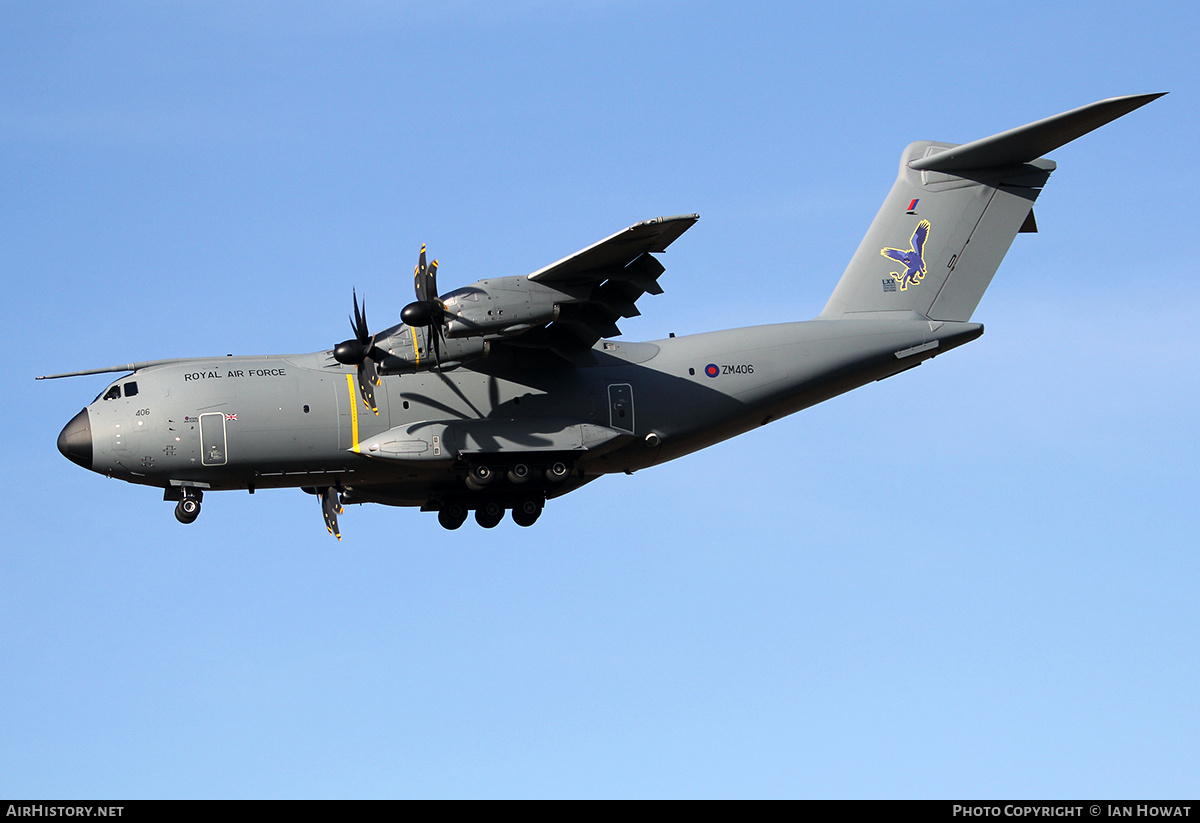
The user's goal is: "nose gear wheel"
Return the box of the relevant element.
[175,497,201,524]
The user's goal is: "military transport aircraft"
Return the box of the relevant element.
[42,94,1162,537]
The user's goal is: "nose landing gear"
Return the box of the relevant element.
[171,489,204,524]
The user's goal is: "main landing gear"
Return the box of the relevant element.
[475,500,504,529]
[511,498,541,528]
[438,501,469,531]
[435,496,544,530]
[433,458,569,530]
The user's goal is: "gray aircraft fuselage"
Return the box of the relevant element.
[68,317,979,505]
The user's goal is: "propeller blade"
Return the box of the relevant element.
[403,245,449,373]
[320,486,344,540]
[414,245,441,306]
[335,289,383,411]
[335,290,371,365]
[416,244,430,302]
[351,288,370,344]
[425,325,442,373]
[357,358,380,414]
[364,348,381,386]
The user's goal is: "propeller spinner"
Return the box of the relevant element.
[332,289,382,414]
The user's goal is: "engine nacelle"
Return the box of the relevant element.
[441,276,562,338]
[377,325,489,372]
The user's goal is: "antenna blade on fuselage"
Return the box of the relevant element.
[36,358,195,380]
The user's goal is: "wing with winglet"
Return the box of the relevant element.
[427,214,699,353]
[523,213,699,346]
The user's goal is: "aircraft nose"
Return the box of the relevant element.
[57,408,93,470]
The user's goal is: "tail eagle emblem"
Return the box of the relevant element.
[881,220,931,291]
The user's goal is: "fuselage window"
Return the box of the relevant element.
[124,381,139,397]
[102,385,121,401]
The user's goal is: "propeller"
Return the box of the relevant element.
[332,289,382,414]
[320,486,344,540]
[400,244,446,371]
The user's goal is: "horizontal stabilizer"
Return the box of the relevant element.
[910,93,1165,172]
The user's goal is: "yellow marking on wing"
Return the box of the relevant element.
[410,328,421,368]
[345,373,360,453]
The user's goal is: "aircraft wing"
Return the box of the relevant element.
[528,214,699,285]
[524,214,699,345]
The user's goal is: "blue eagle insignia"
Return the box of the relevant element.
[881,219,931,291]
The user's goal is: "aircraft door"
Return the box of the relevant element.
[608,383,634,433]
[199,412,228,466]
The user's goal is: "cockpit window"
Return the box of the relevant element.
[102,385,121,401]
[123,381,138,397]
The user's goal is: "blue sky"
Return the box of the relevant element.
[3,1,1197,798]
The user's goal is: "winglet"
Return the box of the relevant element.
[909,93,1166,172]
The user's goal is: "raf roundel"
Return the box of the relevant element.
[704,363,720,378]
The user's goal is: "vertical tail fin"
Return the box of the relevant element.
[820,94,1164,322]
